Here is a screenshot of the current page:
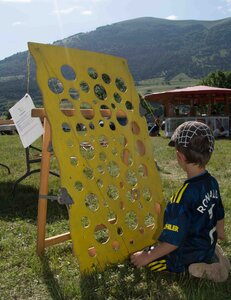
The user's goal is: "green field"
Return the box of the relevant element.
[0,134,230,299]
[136,73,200,95]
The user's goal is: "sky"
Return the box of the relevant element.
[0,0,231,61]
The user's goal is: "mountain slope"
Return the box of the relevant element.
[1,17,231,109]
[55,17,231,80]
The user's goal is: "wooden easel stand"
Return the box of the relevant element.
[32,107,126,255]
[32,109,71,256]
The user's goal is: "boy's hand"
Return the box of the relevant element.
[130,242,177,268]
[130,250,153,268]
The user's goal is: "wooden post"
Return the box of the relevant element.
[32,109,72,255]
[36,117,52,255]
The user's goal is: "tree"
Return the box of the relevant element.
[201,71,231,88]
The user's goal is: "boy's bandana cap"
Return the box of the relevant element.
[169,121,215,153]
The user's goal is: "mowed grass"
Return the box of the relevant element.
[0,133,230,300]
[136,73,200,95]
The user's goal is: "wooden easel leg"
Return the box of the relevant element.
[37,118,52,256]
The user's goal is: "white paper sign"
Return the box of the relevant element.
[9,94,44,148]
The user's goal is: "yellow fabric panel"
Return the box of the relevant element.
[28,42,165,272]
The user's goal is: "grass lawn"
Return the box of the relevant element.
[136,73,200,95]
[0,133,230,299]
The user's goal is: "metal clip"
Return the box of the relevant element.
[58,187,74,205]
[47,141,53,153]
[39,187,74,206]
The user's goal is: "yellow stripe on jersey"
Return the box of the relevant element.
[148,259,166,267]
[155,265,167,271]
[175,183,189,203]
[170,186,182,203]
[149,263,167,271]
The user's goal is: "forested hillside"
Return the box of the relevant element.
[1,17,231,112]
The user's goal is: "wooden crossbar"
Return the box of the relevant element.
[32,108,125,118]
[0,119,14,125]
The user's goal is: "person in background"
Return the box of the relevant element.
[155,116,161,136]
[149,116,161,136]
[213,118,229,138]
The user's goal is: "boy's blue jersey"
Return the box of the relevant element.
[158,171,224,273]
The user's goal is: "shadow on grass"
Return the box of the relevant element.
[79,262,145,300]
[79,262,230,300]
[41,255,67,300]
[38,249,231,300]
[79,262,184,300]
[0,180,68,223]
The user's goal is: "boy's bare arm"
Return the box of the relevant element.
[216,219,225,240]
[130,242,177,268]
